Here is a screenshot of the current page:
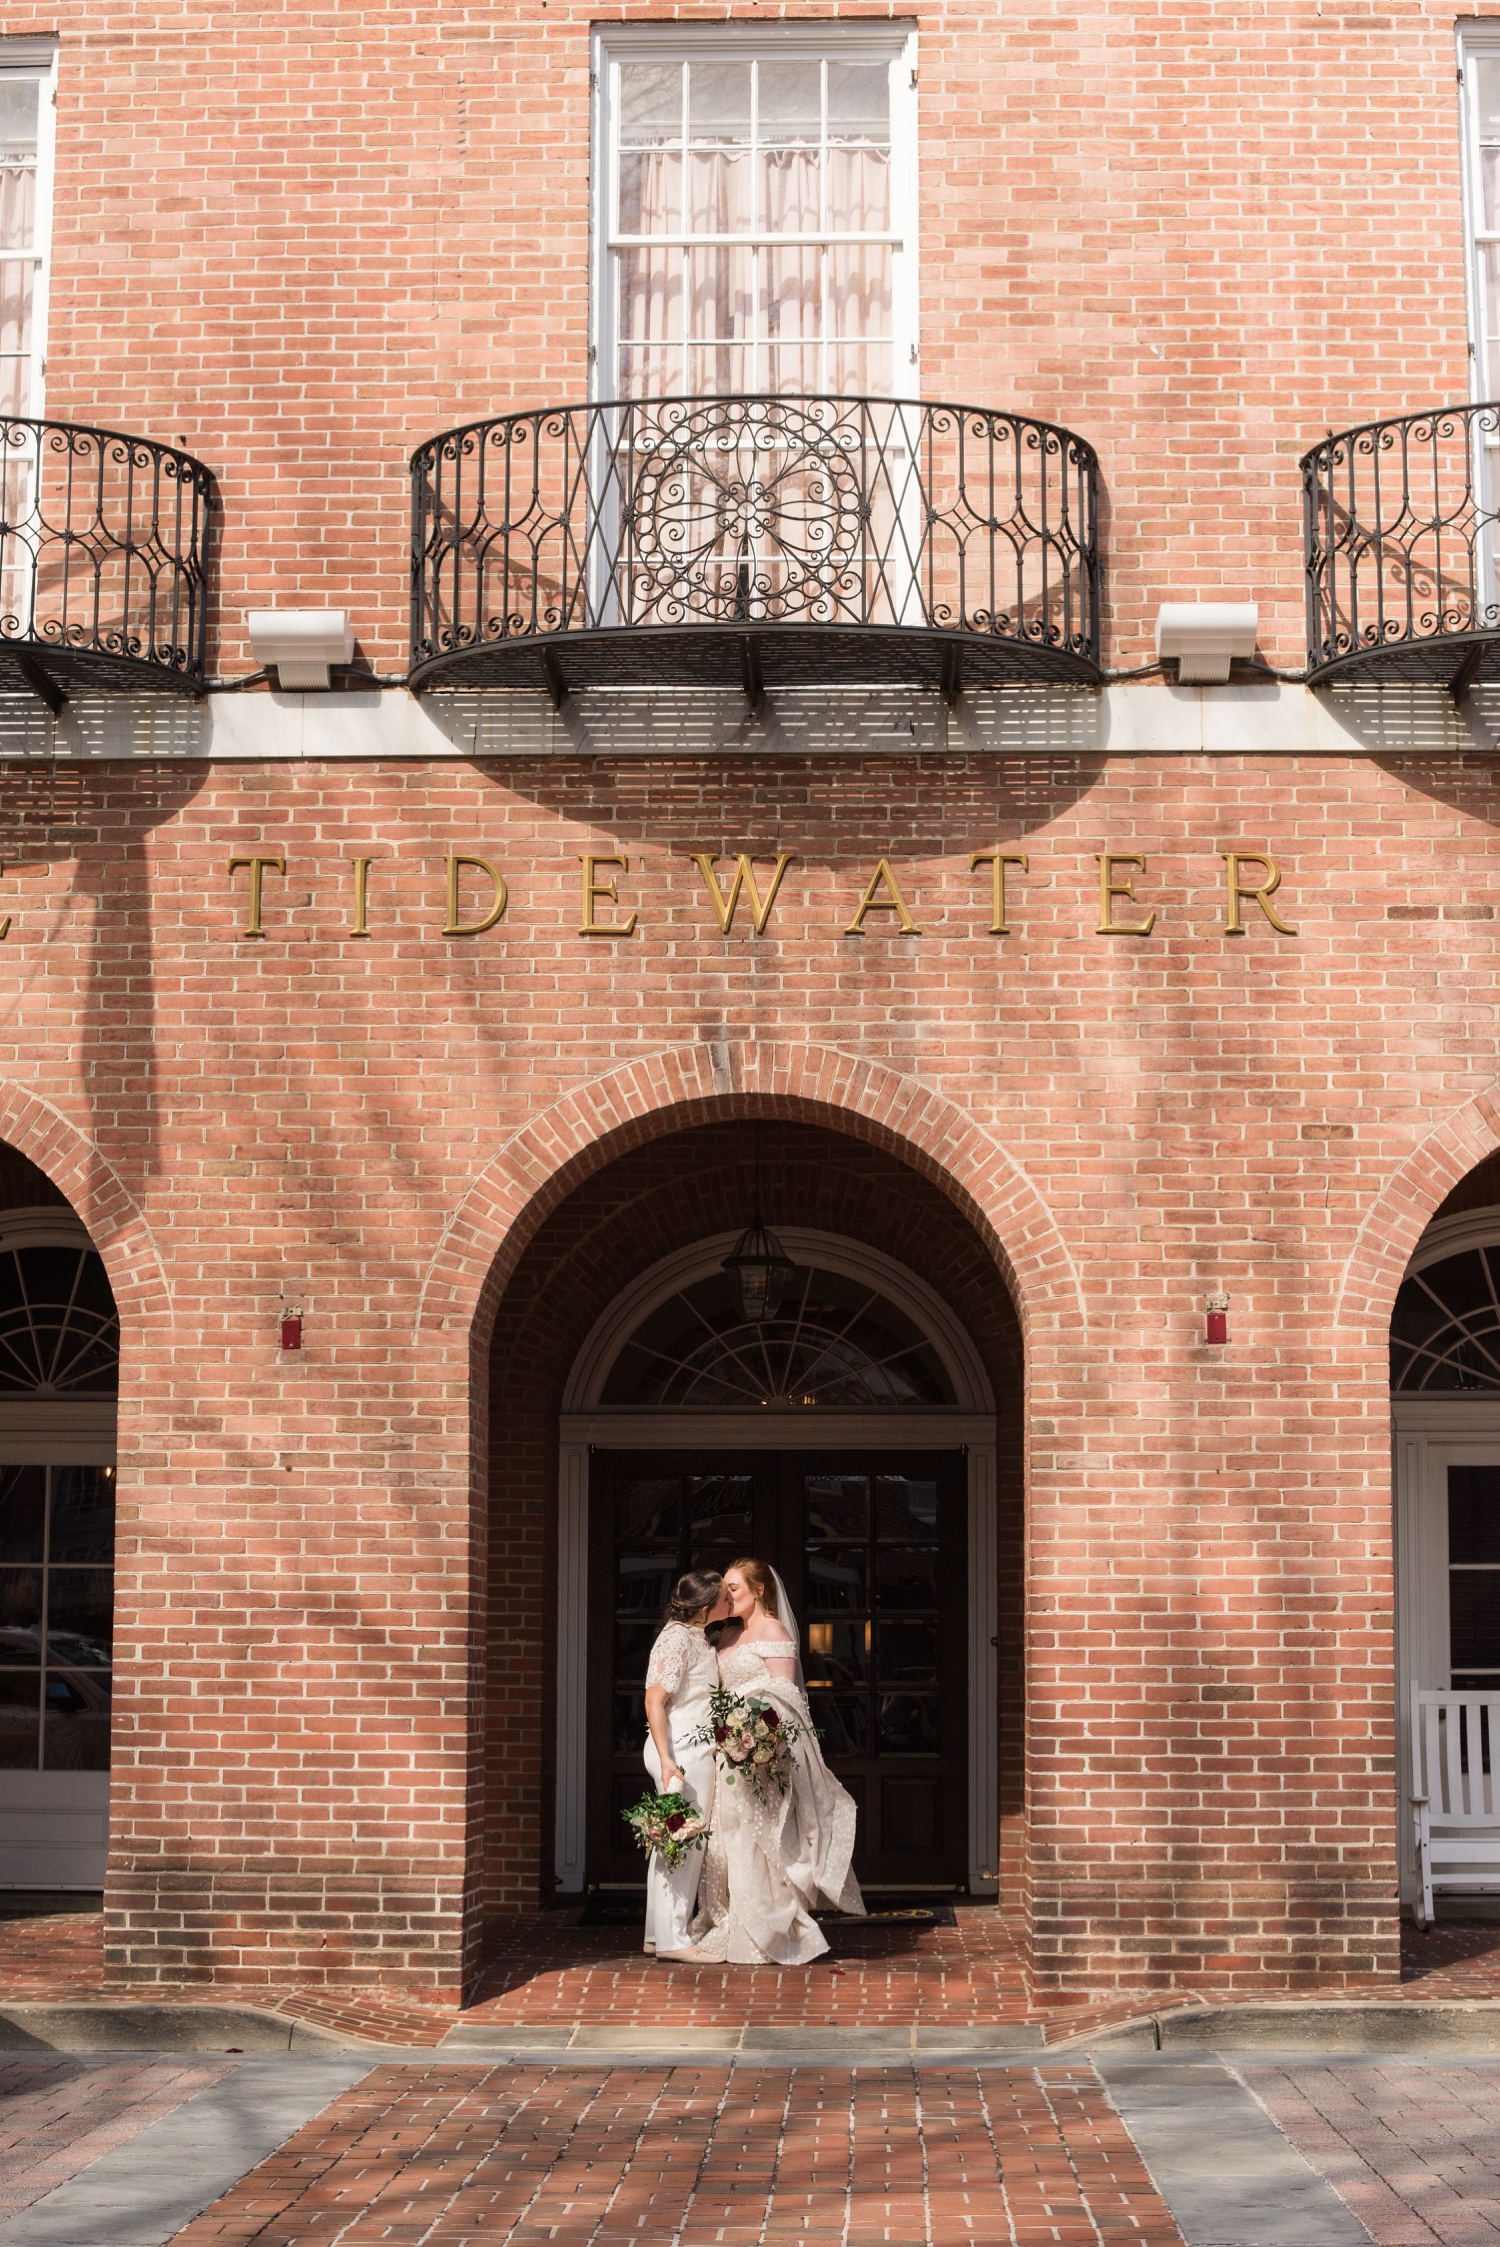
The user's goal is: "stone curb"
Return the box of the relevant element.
[5,1996,1500,2057]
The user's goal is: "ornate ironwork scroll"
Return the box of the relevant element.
[410,394,1100,692]
[0,418,213,696]
[1302,402,1500,687]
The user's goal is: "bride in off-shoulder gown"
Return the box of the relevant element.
[690,1563,864,1966]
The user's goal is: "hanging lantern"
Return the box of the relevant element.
[723,1215,796,1324]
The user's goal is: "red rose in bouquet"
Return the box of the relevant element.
[621,1786,710,1871]
[691,1687,801,1806]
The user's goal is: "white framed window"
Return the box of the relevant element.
[0,42,55,420]
[591,22,918,402]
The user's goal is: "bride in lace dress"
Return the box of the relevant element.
[689,1557,865,1966]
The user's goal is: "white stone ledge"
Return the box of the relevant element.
[0,678,1492,760]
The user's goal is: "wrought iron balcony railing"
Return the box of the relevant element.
[410,395,1100,700]
[0,418,213,706]
[1303,402,1500,691]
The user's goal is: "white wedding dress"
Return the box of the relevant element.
[641,1619,720,1954]
[691,1635,865,1965]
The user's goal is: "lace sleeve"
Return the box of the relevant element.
[645,1623,690,1696]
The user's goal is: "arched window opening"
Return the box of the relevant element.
[0,1211,118,1804]
[1391,1243,1500,1391]
[600,1262,958,1410]
[0,1240,119,1396]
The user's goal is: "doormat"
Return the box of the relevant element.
[576,1894,957,1929]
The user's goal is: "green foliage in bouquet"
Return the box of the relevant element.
[690,1685,802,1807]
[621,1785,711,1871]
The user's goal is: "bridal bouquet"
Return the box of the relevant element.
[692,1687,802,1808]
[621,1782,711,1872]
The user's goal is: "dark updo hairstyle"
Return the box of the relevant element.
[665,1568,724,1625]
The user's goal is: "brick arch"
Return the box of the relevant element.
[415,1041,1082,1351]
[0,1081,170,1326]
[1335,1085,1500,1333]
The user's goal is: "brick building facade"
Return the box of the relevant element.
[0,0,1496,2006]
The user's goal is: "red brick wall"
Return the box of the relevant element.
[0,745,1488,1993]
[13,0,1484,675]
[485,1118,1025,1923]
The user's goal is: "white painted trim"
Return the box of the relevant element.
[1393,1397,1500,1434]
[1391,1425,1500,1904]
[0,1770,108,1890]
[590,21,918,404]
[13,678,1500,761]
[554,1438,590,1894]
[966,1439,999,1893]
[562,1228,995,1414]
[0,1401,115,1462]
[1405,1209,1500,1275]
[1460,21,1500,408]
[0,1210,91,1252]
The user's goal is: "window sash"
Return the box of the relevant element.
[0,58,54,421]
[593,26,918,403]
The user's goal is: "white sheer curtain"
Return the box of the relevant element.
[615,57,893,400]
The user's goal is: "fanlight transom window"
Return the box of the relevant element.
[1390,1242,1500,1391]
[601,1262,956,1409]
[0,1241,119,1395]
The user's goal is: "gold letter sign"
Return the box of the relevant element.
[846,858,921,935]
[1223,850,1297,936]
[227,853,286,939]
[1096,853,1156,937]
[444,854,508,936]
[692,853,795,934]
[580,854,637,938]
[970,849,1029,934]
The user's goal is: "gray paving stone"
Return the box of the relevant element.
[1095,2055,1373,2247]
[0,2053,372,2247]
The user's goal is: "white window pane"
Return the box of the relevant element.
[827,61,889,138]
[828,144,889,233]
[1484,244,1500,394]
[619,63,682,145]
[687,61,751,145]
[687,246,752,339]
[685,342,750,394]
[0,163,35,255]
[828,242,891,338]
[1482,147,1500,235]
[1478,57,1500,141]
[765,343,820,395]
[618,346,680,399]
[762,244,820,340]
[0,354,31,416]
[829,342,890,397]
[618,246,681,343]
[687,148,749,235]
[758,59,820,139]
[619,150,681,235]
[761,147,820,234]
[0,262,34,363]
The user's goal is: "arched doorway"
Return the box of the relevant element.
[555,1227,997,1899]
[0,1192,119,1888]
[1391,1165,1500,1912]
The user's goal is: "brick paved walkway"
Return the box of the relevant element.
[1246,2060,1500,2247]
[165,2061,1185,2247]
[0,2055,234,2222]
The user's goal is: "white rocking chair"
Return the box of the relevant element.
[1410,1685,1500,1928]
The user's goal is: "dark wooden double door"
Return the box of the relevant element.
[588,1448,967,1890]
